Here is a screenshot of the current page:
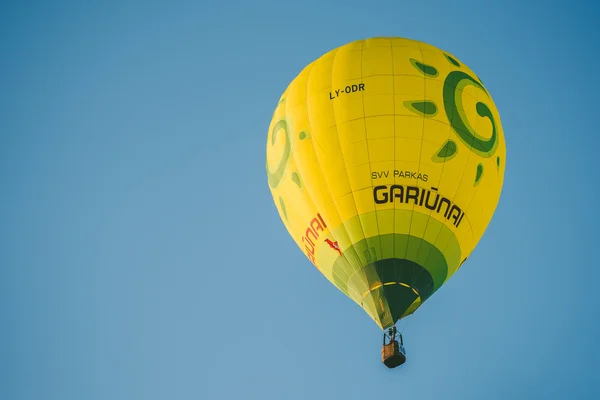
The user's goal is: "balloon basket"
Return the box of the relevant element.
[382,340,406,368]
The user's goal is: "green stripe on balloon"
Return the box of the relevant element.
[444,53,460,67]
[474,163,484,186]
[404,100,438,117]
[409,58,439,77]
[279,196,288,220]
[432,140,458,163]
[292,172,302,188]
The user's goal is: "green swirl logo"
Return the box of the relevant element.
[404,54,501,185]
[442,71,498,158]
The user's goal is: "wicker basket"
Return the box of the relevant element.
[381,340,406,368]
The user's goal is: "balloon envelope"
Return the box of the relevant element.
[265,37,505,330]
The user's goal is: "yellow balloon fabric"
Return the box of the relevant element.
[265,37,506,330]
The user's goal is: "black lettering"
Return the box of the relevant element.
[406,186,419,204]
[370,183,467,228]
[345,86,351,93]
[358,83,365,91]
[437,197,452,218]
[456,212,465,227]
[372,171,390,179]
[419,189,426,206]
[425,188,440,210]
[373,185,388,204]
[390,185,404,202]
[448,205,462,225]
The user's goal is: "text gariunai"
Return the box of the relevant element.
[302,213,327,265]
[373,185,466,227]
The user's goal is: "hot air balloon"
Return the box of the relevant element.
[265,37,505,368]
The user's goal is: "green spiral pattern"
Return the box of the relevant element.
[442,71,498,158]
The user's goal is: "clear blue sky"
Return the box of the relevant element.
[2,1,599,399]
